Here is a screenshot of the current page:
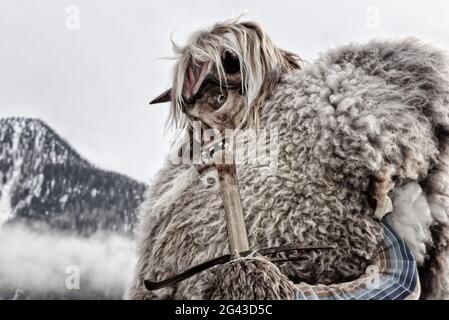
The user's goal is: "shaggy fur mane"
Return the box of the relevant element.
[169,18,303,131]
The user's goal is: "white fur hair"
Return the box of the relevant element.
[169,17,303,131]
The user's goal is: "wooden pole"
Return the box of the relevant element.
[215,155,249,257]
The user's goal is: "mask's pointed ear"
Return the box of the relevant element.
[149,88,172,105]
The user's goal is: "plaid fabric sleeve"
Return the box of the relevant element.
[293,222,420,300]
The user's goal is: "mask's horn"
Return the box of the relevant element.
[149,88,172,105]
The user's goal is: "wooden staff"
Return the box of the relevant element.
[215,151,249,256]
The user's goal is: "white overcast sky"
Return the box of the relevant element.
[1,0,449,183]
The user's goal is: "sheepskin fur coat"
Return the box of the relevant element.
[129,39,449,300]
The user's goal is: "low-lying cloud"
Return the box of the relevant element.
[0,224,136,299]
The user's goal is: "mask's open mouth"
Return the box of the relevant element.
[149,50,243,106]
[182,74,242,106]
[148,71,242,106]
[183,61,212,101]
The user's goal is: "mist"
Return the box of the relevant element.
[0,224,136,299]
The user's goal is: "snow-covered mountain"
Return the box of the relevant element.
[0,117,146,235]
[0,117,148,299]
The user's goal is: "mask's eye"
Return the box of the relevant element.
[216,94,226,104]
[222,51,240,75]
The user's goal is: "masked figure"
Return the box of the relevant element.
[128,19,449,300]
